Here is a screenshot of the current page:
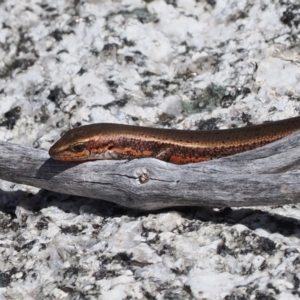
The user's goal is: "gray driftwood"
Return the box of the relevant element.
[0,132,300,210]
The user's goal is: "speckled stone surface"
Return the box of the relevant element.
[1,0,300,299]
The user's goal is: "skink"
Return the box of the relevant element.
[49,116,300,164]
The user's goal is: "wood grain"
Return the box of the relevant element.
[0,131,300,210]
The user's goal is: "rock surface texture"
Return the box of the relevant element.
[1,0,300,299]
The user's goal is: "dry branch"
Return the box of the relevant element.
[0,132,300,210]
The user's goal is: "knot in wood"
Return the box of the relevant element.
[139,172,149,184]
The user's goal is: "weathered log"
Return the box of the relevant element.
[0,131,300,210]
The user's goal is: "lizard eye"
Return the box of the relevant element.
[70,144,86,152]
